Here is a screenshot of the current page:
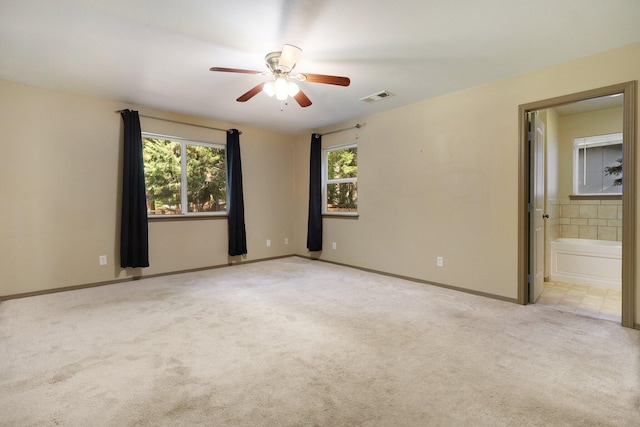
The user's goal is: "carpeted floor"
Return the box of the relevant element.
[1,257,639,426]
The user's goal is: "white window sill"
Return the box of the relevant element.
[148,214,228,221]
[323,213,359,219]
[569,194,622,200]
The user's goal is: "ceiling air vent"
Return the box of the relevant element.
[360,90,395,103]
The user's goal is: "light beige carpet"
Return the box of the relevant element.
[1,257,639,426]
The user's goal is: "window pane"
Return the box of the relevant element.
[186,145,227,212]
[326,182,358,213]
[143,138,182,215]
[602,145,623,192]
[576,143,622,194]
[328,147,357,180]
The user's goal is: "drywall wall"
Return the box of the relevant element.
[2,42,639,324]
[293,43,640,321]
[0,79,295,296]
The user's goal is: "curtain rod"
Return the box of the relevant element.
[115,110,241,134]
[319,123,361,137]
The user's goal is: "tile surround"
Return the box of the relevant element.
[549,198,622,241]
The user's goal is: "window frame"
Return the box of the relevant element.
[142,132,227,217]
[322,142,358,216]
[572,132,623,196]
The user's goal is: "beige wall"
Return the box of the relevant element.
[0,79,295,296]
[2,42,640,323]
[293,43,640,321]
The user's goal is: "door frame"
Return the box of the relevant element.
[517,81,637,328]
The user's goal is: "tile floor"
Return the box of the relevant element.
[536,281,621,322]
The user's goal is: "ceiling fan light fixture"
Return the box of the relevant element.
[210,44,350,108]
[287,82,300,97]
[263,81,275,97]
[278,44,302,73]
[274,77,289,100]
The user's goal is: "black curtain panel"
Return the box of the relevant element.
[227,129,248,256]
[307,133,323,251]
[120,109,149,268]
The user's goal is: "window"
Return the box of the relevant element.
[142,133,226,215]
[573,133,622,195]
[323,143,358,214]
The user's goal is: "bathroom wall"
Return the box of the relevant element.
[557,107,623,199]
[553,106,624,242]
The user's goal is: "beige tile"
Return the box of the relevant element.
[579,226,598,239]
[606,289,622,298]
[600,200,622,205]
[580,296,604,309]
[600,302,622,315]
[536,296,557,306]
[597,312,621,322]
[587,286,608,297]
[582,292,604,301]
[571,218,588,226]
[607,219,622,227]
[563,299,586,308]
[545,291,568,301]
[579,205,598,218]
[562,204,580,218]
[588,219,607,226]
[604,296,622,306]
[597,226,617,241]
[563,225,579,238]
[618,206,623,220]
[598,205,618,219]
[560,218,571,225]
[570,283,589,292]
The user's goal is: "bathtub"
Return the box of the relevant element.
[550,238,621,289]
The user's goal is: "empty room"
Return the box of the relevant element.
[1,1,640,425]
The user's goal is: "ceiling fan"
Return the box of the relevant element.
[210,44,350,108]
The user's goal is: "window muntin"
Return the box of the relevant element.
[323,144,358,214]
[142,133,226,215]
[573,133,622,195]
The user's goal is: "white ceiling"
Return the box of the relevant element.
[1,0,640,135]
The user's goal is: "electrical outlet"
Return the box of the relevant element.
[266,239,271,247]
[437,256,444,267]
[332,242,337,250]
[99,255,107,266]
[284,238,288,245]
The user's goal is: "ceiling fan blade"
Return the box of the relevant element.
[297,73,350,86]
[278,44,302,72]
[237,83,265,102]
[210,67,263,74]
[294,90,312,108]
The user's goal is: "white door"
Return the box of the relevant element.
[529,112,546,302]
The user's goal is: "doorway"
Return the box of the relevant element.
[518,82,637,328]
